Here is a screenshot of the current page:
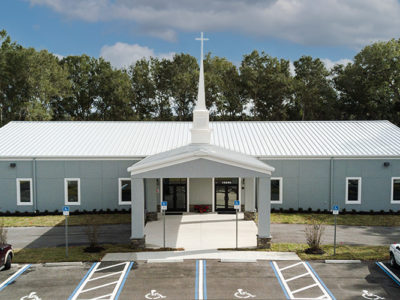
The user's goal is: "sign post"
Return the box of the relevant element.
[161,201,167,248]
[234,200,240,249]
[63,206,70,257]
[332,205,339,256]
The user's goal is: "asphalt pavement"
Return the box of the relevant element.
[5,223,400,249]
[0,260,399,299]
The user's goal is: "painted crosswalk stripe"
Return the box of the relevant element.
[195,260,207,300]
[271,261,335,300]
[0,264,31,292]
[68,261,133,300]
[376,262,400,287]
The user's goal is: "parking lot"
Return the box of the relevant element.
[0,259,399,299]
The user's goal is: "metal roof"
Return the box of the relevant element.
[0,120,400,158]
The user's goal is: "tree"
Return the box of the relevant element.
[293,56,337,120]
[128,58,156,120]
[240,51,293,120]
[94,59,132,121]
[333,39,400,124]
[170,54,198,120]
[151,57,173,120]
[0,30,69,124]
[204,54,243,120]
[57,55,99,120]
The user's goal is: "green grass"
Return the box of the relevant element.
[270,212,400,226]
[2,212,400,227]
[13,244,182,263]
[222,244,389,261]
[14,243,389,263]
[0,214,131,227]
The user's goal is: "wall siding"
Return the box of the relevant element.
[0,158,400,213]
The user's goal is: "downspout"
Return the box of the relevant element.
[329,157,334,210]
[33,158,38,213]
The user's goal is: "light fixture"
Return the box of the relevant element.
[383,162,390,167]
[9,163,16,168]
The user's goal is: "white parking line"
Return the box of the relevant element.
[271,261,335,300]
[0,264,31,292]
[69,262,133,300]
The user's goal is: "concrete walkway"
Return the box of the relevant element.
[102,250,300,262]
[5,217,400,249]
[145,213,258,250]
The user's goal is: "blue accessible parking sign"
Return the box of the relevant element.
[161,201,167,211]
[332,205,339,215]
[234,200,240,210]
[63,206,69,216]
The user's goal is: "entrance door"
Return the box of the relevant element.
[215,178,239,212]
[163,178,187,212]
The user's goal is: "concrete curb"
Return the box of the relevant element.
[220,259,257,263]
[147,259,184,263]
[325,260,361,264]
[43,262,83,267]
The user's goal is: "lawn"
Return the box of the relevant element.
[269,213,400,226]
[14,243,389,263]
[13,244,182,263]
[0,214,131,227]
[1,212,400,227]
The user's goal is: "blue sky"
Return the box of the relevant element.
[1,0,400,69]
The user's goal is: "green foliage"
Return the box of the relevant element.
[1,28,400,126]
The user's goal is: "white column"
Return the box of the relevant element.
[187,178,190,212]
[238,177,242,212]
[131,178,145,239]
[212,177,215,212]
[257,177,271,238]
[244,178,256,212]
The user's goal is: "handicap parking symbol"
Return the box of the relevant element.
[145,289,166,299]
[234,288,256,299]
[20,292,42,300]
[362,290,385,300]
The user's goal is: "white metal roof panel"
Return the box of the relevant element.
[0,120,399,158]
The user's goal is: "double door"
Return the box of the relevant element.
[215,178,239,212]
[163,178,187,212]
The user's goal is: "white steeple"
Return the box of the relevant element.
[191,32,212,144]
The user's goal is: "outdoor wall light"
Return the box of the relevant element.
[9,163,16,168]
[383,162,390,167]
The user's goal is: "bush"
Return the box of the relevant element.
[304,217,325,254]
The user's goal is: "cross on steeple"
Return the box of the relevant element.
[195,32,209,61]
[191,32,212,144]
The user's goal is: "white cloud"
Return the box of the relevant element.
[100,42,174,68]
[28,0,400,46]
[53,53,64,60]
[321,58,353,70]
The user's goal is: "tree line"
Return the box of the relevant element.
[1,29,399,126]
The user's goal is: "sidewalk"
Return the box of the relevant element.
[102,250,300,262]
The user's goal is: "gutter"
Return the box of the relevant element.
[33,158,38,212]
[329,157,334,210]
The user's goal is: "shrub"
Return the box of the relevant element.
[304,217,325,254]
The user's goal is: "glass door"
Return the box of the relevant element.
[215,178,238,211]
[163,178,187,212]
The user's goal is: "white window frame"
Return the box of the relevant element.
[64,178,81,205]
[16,178,33,206]
[118,178,132,205]
[391,177,400,204]
[345,177,362,204]
[270,177,283,204]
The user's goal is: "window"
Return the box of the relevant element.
[271,177,283,204]
[345,177,361,204]
[391,177,400,203]
[17,178,33,205]
[64,178,80,205]
[119,178,131,205]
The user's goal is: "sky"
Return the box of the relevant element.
[1,0,400,69]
